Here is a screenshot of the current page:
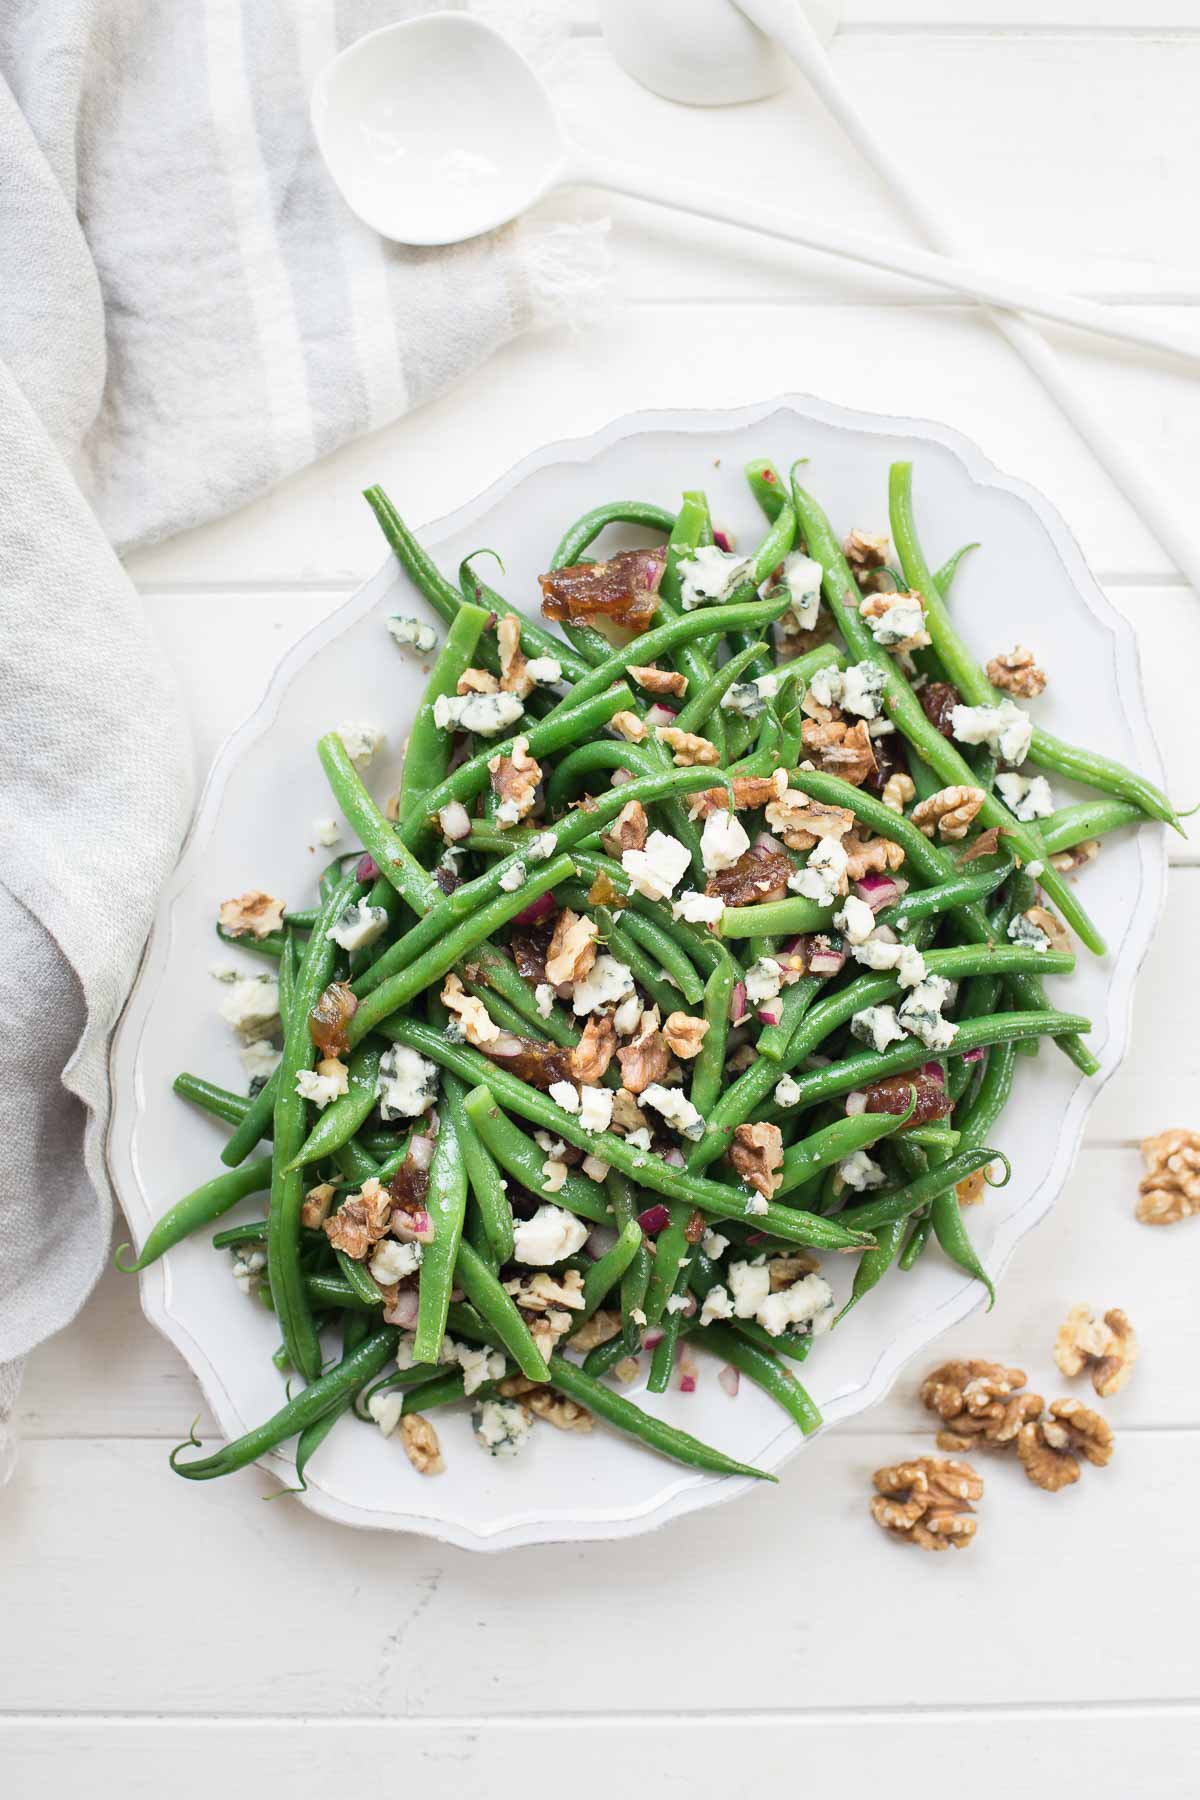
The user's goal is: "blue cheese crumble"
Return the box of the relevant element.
[850,1004,906,1054]
[677,544,754,611]
[951,698,1032,767]
[898,976,959,1051]
[1008,912,1052,953]
[334,721,384,770]
[387,615,440,655]
[841,662,886,720]
[621,830,691,901]
[376,1045,438,1118]
[788,836,847,905]
[327,897,389,952]
[775,551,823,631]
[839,1149,886,1191]
[996,770,1055,821]
[641,1082,705,1141]
[474,1398,533,1457]
[432,691,525,736]
[572,953,635,1016]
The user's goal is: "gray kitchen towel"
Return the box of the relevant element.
[0,0,605,1479]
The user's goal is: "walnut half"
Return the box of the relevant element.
[1138,1128,1200,1225]
[399,1413,445,1475]
[870,1457,983,1551]
[919,1359,1040,1453]
[1017,1399,1113,1493]
[1054,1305,1138,1397]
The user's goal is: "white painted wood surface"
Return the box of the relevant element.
[4,4,1198,1793]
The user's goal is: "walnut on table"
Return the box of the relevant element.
[1054,1304,1139,1397]
[1137,1128,1200,1225]
[218,890,286,940]
[870,1456,983,1551]
[1017,1399,1113,1493]
[399,1413,445,1476]
[919,1359,1041,1453]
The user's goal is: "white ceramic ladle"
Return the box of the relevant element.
[596,0,1200,593]
[311,13,1199,366]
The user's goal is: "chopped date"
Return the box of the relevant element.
[511,913,558,984]
[309,980,357,1057]
[705,842,792,907]
[861,1070,953,1128]
[539,548,666,633]
[919,681,961,739]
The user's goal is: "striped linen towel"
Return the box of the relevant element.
[0,0,605,1477]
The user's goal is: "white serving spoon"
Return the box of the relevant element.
[310,13,1199,366]
[598,0,1200,594]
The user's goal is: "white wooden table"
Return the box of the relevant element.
[7,4,1199,1792]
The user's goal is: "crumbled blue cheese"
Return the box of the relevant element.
[572,953,635,1016]
[700,809,750,876]
[526,831,557,862]
[240,1039,282,1088]
[498,860,527,892]
[788,836,847,906]
[665,1294,691,1316]
[996,770,1055,821]
[295,1063,348,1109]
[219,975,280,1043]
[578,1085,614,1134]
[387,615,440,655]
[866,595,925,648]
[231,1245,267,1294]
[312,817,341,847]
[699,1283,734,1325]
[640,1082,705,1141]
[755,1271,836,1338]
[534,982,555,1019]
[727,1259,771,1318]
[376,1045,438,1118]
[701,1229,729,1260]
[582,1155,610,1183]
[367,1391,404,1437]
[841,662,886,720]
[452,1340,507,1397]
[1026,860,1044,879]
[513,1203,589,1265]
[834,895,876,945]
[327,897,389,952]
[432,690,525,736]
[774,1073,802,1108]
[369,1239,423,1285]
[474,1398,533,1457]
[745,957,783,1006]
[613,991,644,1037]
[524,655,563,686]
[807,665,844,711]
[951,698,1032,767]
[775,550,823,631]
[851,1004,906,1053]
[1008,912,1051,953]
[672,889,725,926]
[678,544,753,611]
[721,672,779,719]
[898,976,959,1051]
[334,721,384,769]
[851,937,927,989]
[622,830,691,901]
[624,1127,653,1152]
[839,1150,886,1191]
[548,1080,580,1114]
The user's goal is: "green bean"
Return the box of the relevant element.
[397,602,489,823]
[170,1327,399,1480]
[290,1313,371,1490]
[1039,799,1142,856]
[673,639,769,735]
[899,1210,934,1270]
[173,1073,250,1130]
[754,975,821,1064]
[412,1097,468,1364]
[551,500,675,569]
[933,542,980,593]
[461,944,579,1048]
[957,1039,1018,1147]
[690,962,735,1117]
[583,1326,643,1380]
[462,1084,611,1224]
[546,1354,774,1481]
[874,863,1011,931]
[717,896,834,940]
[218,1068,281,1167]
[930,1184,995,1305]
[836,1148,1009,1236]
[905,1126,960,1153]
[216,923,287,961]
[455,1239,549,1382]
[698,1324,823,1435]
[592,902,687,1017]
[836,1218,906,1324]
[116,1156,274,1272]
[612,907,706,1006]
[287,1042,382,1170]
[647,1290,687,1393]
[210,1220,270,1249]
[776,1104,915,1197]
[444,1071,515,1265]
[606,1170,652,1345]
[269,868,361,1382]
[581,1221,644,1317]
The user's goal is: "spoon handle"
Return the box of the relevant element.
[568,148,1199,367]
[732,0,1200,595]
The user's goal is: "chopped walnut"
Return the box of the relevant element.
[498,1374,540,1398]
[399,1413,445,1475]
[570,1012,618,1085]
[497,615,533,699]
[843,831,905,880]
[526,1390,594,1432]
[628,663,687,698]
[300,1182,336,1229]
[656,726,719,767]
[611,710,648,744]
[601,798,648,859]
[613,1355,641,1384]
[777,607,837,659]
[730,1121,784,1200]
[663,1012,709,1059]
[687,771,788,818]
[617,1009,672,1095]
[503,1268,585,1314]
[705,842,793,907]
[588,869,627,909]
[763,790,855,852]
[488,736,541,824]
[441,971,500,1046]
[859,589,930,653]
[611,1087,649,1136]
[457,666,499,695]
[870,1457,983,1551]
[986,645,1046,698]
[570,1309,623,1354]
[1018,1399,1113,1492]
[958,826,1007,865]
[546,908,599,987]
[1023,904,1071,955]
[881,771,916,815]
[324,1179,392,1259]
[1054,1305,1139,1397]
[800,717,877,787]
[920,1358,1042,1453]
[842,529,891,592]
[912,785,986,842]
[1138,1128,1200,1225]
[218,890,286,940]
[768,1252,820,1290]
[1049,839,1100,875]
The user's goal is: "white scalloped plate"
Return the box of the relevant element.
[109,393,1166,1549]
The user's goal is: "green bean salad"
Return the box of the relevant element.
[132,455,1175,1491]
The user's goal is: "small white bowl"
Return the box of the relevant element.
[109,392,1166,1550]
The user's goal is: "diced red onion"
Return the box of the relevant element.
[408,1134,436,1171]
[757,1006,781,1026]
[585,1224,619,1261]
[512,891,556,927]
[679,1373,697,1393]
[745,1231,767,1246]
[484,611,498,630]
[808,946,846,976]
[356,854,381,882]
[729,981,748,1025]
[718,1365,741,1398]
[663,1148,686,1169]
[754,830,786,855]
[854,872,906,912]
[643,1327,664,1350]
[713,529,733,552]
[383,1286,420,1329]
[637,1204,671,1236]
[961,1046,986,1066]
[921,1062,946,1086]
[394,1207,434,1245]
[645,703,678,726]
[677,1351,699,1393]
[845,1091,868,1116]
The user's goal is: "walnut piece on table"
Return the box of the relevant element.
[919,1359,1041,1453]
[1138,1128,1200,1225]
[986,645,1046,698]
[870,1456,983,1551]
[399,1413,445,1476]
[1017,1399,1114,1493]
[1054,1304,1139,1397]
